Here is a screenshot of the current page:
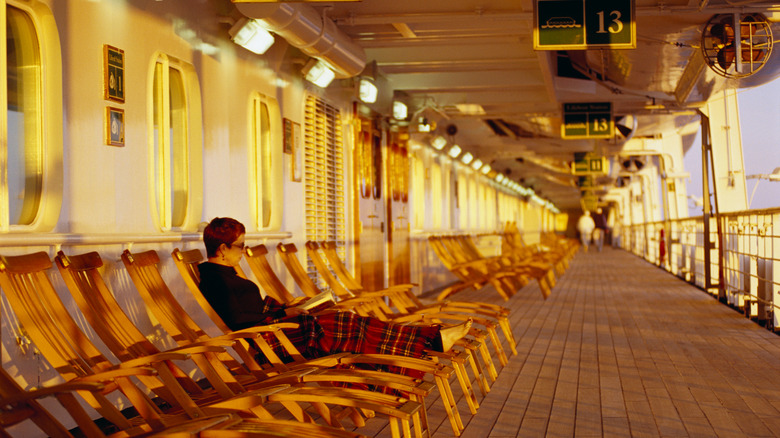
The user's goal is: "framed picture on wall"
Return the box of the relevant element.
[105,107,125,147]
[103,45,125,103]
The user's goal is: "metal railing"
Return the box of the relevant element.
[623,207,780,330]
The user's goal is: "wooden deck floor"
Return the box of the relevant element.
[366,247,780,438]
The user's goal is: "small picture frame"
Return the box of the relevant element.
[283,118,294,154]
[291,122,303,182]
[103,45,125,103]
[105,107,125,147]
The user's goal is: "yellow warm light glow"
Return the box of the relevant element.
[471,159,483,170]
[229,18,275,55]
[448,144,461,158]
[431,135,447,150]
[461,152,474,165]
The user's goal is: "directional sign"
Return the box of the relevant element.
[572,152,609,176]
[534,0,635,50]
[562,102,613,139]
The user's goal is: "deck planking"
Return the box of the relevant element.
[366,246,780,438]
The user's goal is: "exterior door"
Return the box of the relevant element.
[386,127,411,286]
[354,114,386,292]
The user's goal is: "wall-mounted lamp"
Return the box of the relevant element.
[447,145,462,158]
[480,164,492,175]
[359,78,378,103]
[229,17,275,55]
[431,135,447,150]
[393,101,408,120]
[302,59,335,88]
[461,152,474,165]
[471,159,483,170]
[417,117,432,132]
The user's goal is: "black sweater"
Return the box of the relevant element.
[197,262,287,331]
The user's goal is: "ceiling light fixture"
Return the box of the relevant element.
[448,144,462,158]
[431,135,447,150]
[229,17,275,55]
[359,78,378,103]
[302,59,335,88]
[480,164,492,175]
[471,159,483,170]
[393,101,408,120]
[456,103,486,115]
[461,152,474,165]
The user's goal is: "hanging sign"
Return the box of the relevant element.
[534,0,635,50]
[572,152,609,176]
[562,102,613,139]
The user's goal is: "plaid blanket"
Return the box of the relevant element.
[259,311,440,390]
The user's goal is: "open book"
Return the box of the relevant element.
[290,290,337,313]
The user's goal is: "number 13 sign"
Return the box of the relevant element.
[534,0,635,50]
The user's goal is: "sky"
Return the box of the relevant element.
[682,78,780,216]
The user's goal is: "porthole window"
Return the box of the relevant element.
[249,92,282,231]
[148,53,203,231]
[2,1,62,231]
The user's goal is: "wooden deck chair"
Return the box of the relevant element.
[0,366,371,438]
[0,250,421,438]
[124,249,431,438]
[172,247,467,437]
[427,236,521,301]
[182,245,466,436]
[274,242,483,416]
[305,240,503,381]
[0,251,273,435]
[317,241,518,360]
[451,235,557,296]
[0,366,261,438]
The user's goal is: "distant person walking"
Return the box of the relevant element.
[592,207,608,252]
[577,210,595,252]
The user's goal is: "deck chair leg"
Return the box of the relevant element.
[477,340,498,383]
[487,325,509,367]
[435,375,463,436]
[451,355,479,415]
[276,400,316,424]
[497,316,518,356]
[310,401,343,429]
[465,345,489,397]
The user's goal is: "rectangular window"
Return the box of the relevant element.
[304,96,345,277]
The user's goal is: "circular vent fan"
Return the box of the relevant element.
[701,13,773,78]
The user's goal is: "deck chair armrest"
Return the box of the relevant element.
[343,354,456,378]
[78,366,158,382]
[118,351,192,369]
[0,382,106,405]
[166,339,237,351]
[228,323,301,337]
[165,343,234,355]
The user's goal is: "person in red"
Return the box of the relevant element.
[198,217,472,366]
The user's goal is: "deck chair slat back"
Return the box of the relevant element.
[242,245,297,304]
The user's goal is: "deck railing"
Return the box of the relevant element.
[622,207,780,330]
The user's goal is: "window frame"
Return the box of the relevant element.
[147,52,203,232]
[248,91,282,231]
[1,0,63,232]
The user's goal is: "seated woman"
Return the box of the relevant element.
[198,217,471,365]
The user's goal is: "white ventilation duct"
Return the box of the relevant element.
[235,2,366,78]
